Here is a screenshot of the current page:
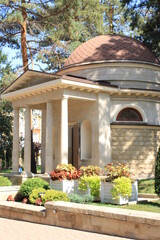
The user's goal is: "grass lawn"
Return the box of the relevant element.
[138,178,155,194]
[123,200,160,213]
[0,169,12,174]
[92,200,160,213]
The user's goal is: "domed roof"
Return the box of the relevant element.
[64,35,159,67]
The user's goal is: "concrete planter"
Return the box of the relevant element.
[50,179,90,196]
[0,186,20,201]
[130,180,138,202]
[50,180,75,194]
[100,181,138,205]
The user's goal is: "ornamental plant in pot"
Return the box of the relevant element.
[111,177,132,205]
[78,165,103,199]
[101,163,137,204]
[50,164,82,194]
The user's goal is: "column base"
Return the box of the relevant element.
[21,171,34,178]
[44,172,50,177]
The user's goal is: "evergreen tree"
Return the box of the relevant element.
[155,147,160,195]
[0,0,73,71]
[0,50,16,168]
[120,0,160,60]
[102,0,132,34]
[37,0,105,70]
[0,0,139,72]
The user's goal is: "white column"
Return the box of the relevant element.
[41,107,46,173]
[12,108,19,173]
[24,106,32,175]
[98,93,111,168]
[60,97,68,164]
[45,102,53,174]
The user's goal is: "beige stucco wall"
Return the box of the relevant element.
[111,125,160,179]
[67,64,160,90]
[110,98,160,125]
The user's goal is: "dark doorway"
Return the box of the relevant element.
[68,124,80,169]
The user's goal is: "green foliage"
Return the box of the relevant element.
[80,165,103,177]
[0,50,16,166]
[120,0,160,60]
[0,0,133,71]
[50,164,81,181]
[155,147,160,195]
[111,177,132,199]
[78,175,101,198]
[0,176,12,186]
[104,163,132,182]
[41,189,69,205]
[29,188,47,204]
[56,164,76,173]
[69,193,94,204]
[19,177,49,198]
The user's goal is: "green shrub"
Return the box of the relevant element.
[111,177,132,199]
[41,189,69,205]
[19,177,49,198]
[155,147,160,195]
[0,176,12,186]
[78,175,101,198]
[29,188,47,204]
[69,193,94,204]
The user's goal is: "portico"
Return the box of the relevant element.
[2,70,112,176]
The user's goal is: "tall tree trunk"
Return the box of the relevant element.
[109,2,114,33]
[21,0,28,72]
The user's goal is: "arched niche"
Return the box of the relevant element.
[116,107,143,122]
[81,120,92,160]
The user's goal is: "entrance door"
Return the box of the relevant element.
[73,124,80,169]
[68,124,80,169]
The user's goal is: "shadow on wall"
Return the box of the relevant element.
[111,127,159,179]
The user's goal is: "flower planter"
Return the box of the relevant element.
[130,180,138,202]
[50,180,75,194]
[100,180,138,205]
[50,179,90,196]
[100,182,114,204]
[100,181,129,205]
[73,180,90,196]
[0,186,20,201]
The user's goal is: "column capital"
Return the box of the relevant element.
[62,96,69,100]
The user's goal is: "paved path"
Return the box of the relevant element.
[0,217,133,240]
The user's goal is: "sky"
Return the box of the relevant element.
[2,46,46,74]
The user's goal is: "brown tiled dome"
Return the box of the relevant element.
[64,35,159,67]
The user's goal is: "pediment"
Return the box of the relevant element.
[2,70,59,94]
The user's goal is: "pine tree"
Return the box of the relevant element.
[0,1,73,71]
[120,0,160,60]
[0,50,16,168]
[155,147,160,195]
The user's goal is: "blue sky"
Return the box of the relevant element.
[2,46,46,72]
